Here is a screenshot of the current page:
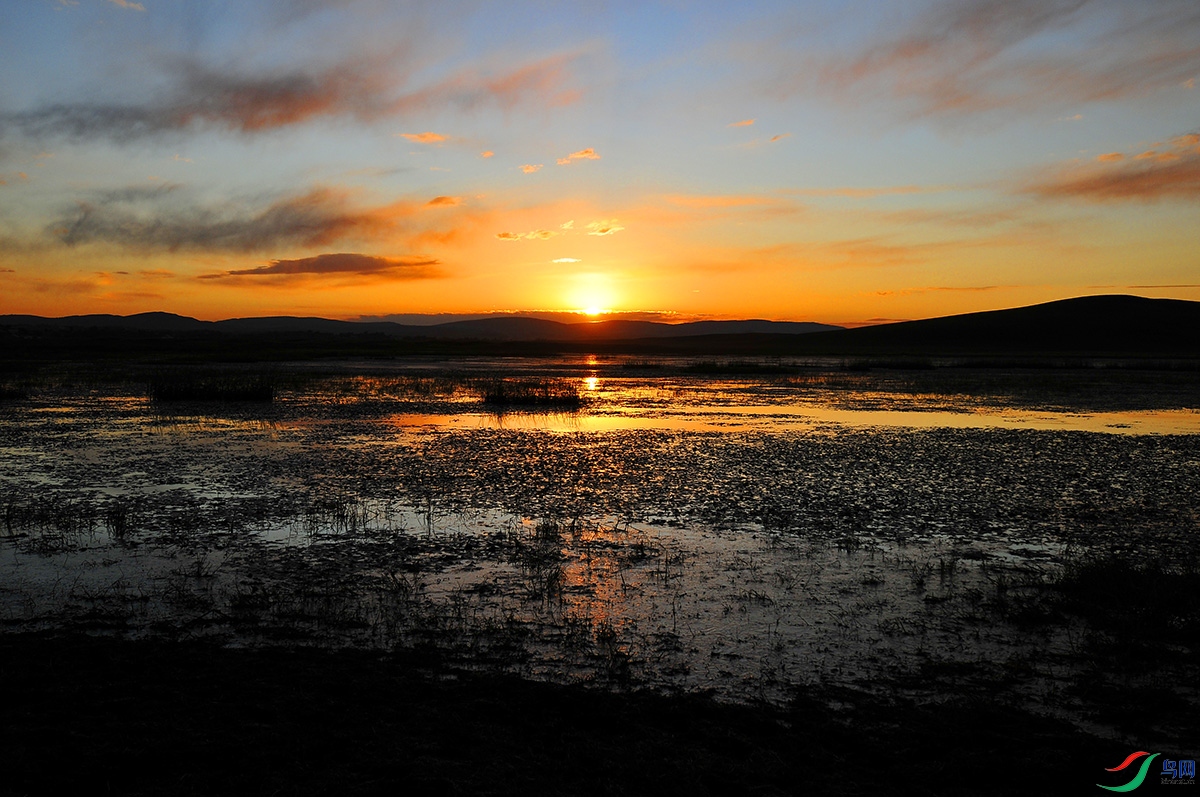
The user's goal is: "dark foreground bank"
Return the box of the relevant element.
[0,633,1149,797]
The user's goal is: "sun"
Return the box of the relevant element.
[567,273,616,318]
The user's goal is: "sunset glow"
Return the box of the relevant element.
[1,1,1198,324]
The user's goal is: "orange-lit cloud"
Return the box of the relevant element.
[552,257,580,263]
[874,285,1010,297]
[1031,133,1200,201]
[6,51,585,141]
[480,150,494,158]
[556,148,600,165]
[521,164,543,174]
[51,185,411,252]
[791,185,936,198]
[107,0,145,10]
[728,119,755,127]
[586,219,623,236]
[426,195,461,206]
[400,132,447,144]
[205,252,440,280]
[769,133,790,142]
[798,1,1200,120]
[662,193,795,210]
[496,230,558,241]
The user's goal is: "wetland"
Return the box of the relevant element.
[2,355,1198,794]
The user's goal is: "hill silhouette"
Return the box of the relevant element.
[1,295,1197,362]
[784,295,1200,356]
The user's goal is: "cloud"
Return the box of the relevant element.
[207,252,440,280]
[663,193,789,209]
[496,229,557,241]
[0,268,15,274]
[560,220,574,229]
[794,1,1200,120]
[1030,132,1200,200]
[556,147,600,165]
[480,150,495,158]
[552,257,581,263]
[1133,150,1179,162]
[769,133,791,142]
[873,285,1009,297]
[480,53,583,109]
[426,195,461,206]
[790,185,935,198]
[586,219,624,236]
[5,51,585,142]
[50,185,409,252]
[521,164,543,174]
[399,132,446,144]
[728,119,756,127]
[107,0,145,10]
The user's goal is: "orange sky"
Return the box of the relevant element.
[1,1,1198,325]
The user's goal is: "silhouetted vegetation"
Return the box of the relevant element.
[480,378,584,409]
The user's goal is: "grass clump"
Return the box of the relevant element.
[480,378,584,409]
[1051,552,1200,640]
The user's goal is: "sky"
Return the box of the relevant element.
[0,0,1197,325]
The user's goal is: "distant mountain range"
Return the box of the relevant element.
[0,312,840,341]
[2,295,1198,360]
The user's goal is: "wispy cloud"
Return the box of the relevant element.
[1029,131,1200,201]
[426,196,461,206]
[480,150,494,158]
[728,119,755,127]
[791,1,1200,120]
[873,284,1010,297]
[50,185,409,252]
[586,219,624,236]
[496,229,557,240]
[769,133,791,143]
[556,147,600,165]
[399,132,447,144]
[5,51,585,142]
[107,0,145,10]
[205,252,440,280]
[662,193,795,210]
[552,257,581,263]
[521,164,543,174]
[790,185,934,199]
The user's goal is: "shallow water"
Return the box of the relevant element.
[1,361,1198,724]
